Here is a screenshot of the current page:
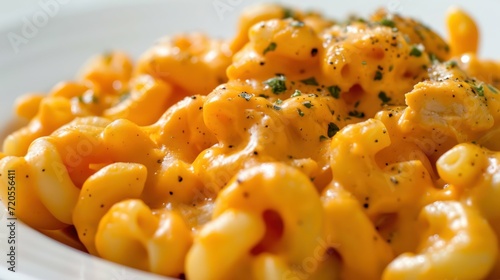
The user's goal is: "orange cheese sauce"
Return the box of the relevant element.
[1,3,500,280]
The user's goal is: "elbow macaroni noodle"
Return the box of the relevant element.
[2,3,500,279]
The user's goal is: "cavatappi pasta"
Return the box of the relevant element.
[2,3,500,280]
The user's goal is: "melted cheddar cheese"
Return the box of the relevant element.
[1,3,500,280]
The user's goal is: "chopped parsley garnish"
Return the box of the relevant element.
[275,99,283,105]
[475,85,485,97]
[239,92,253,101]
[374,70,383,81]
[468,80,486,97]
[78,94,99,104]
[297,108,305,117]
[327,122,339,138]
[291,90,302,97]
[328,85,341,99]
[263,42,277,55]
[258,94,270,98]
[302,100,313,108]
[378,91,392,104]
[283,7,295,19]
[300,77,319,86]
[409,45,423,57]
[357,18,367,23]
[361,61,367,65]
[290,20,305,27]
[428,53,439,63]
[379,18,396,28]
[319,135,329,142]
[264,75,287,94]
[487,84,499,94]
[445,60,458,68]
[348,110,365,118]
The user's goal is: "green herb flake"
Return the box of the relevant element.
[302,100,313,108]
[327,122,340,138]
[258,94,270,99]
[291,89,302,97]
[445,60,458,68]
[283,8,294,19]
[263,42,277,55]
[348,110,365,118]
[275,99,283,105]
[319,135,329,142]
[468,80,486,97]
[264,75,287,94]
[297,108,305,117]
[476,85,485,97]
[78,94,99,104]
[428,53,439,63]
[374,70,383,81]
[290,20,305,27]
[300,77,319,86]
[239,92,253,101]
[361,61,367,65]
[379,18,396,28]
[388,65,394,72]
[378,91,392,104]
[487,84,499,94]
[273,104,282,110]
[328,85,341,99]
[409,45,423,57]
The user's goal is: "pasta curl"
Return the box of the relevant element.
[187,162,329,280]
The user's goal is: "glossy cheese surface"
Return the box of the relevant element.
[1,3,500,280]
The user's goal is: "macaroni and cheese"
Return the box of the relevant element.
[2,3,500,280]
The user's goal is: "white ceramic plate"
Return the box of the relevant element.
[0,1,499,279]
